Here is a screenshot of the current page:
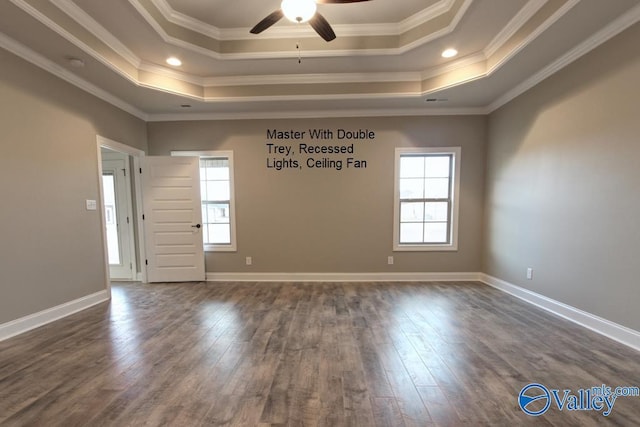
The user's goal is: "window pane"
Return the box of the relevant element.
[201,204,208,225]
[424,178,450,199]
[206,203,230,224]
[202,224,209,244]
[206,181,230,201]
[425,156,451,178]
[208,224,231,244]
[400,202,424,222]
[102,174,120,265]
[201,158,229,179]
[400,156,424,178]
[206,165,229,180]
[424,222,448,243]
[400,223,423,243]
[200,182,207,202]
[424,202,448,222]
[399,178,424,199]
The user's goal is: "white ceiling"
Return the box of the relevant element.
[0,0,639,120]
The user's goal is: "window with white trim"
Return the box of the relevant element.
[172,151,237,252]
[393,147,461,251]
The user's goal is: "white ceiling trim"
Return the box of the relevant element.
[488,1,640,113]
[139,61,205,85]
[51,0,141,67]
[9,0,142,86]
[420,52,486,80]
[0,31,147,120]
[399,0,459,32]
[150,0,221,39]
[203,72,423,87]
[146,106,488,122]
[139,61,424,88]
[128,0,472,59]
[484,0,546,58]
[417,0,579,93]
[201,92,426,103]
[151,0,459,40]
[486,0,579,78]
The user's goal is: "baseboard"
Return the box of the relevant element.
[206,271,483,282]
[0,290,110,342]
[480,274,640,352]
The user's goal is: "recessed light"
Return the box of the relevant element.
[166,57,182,67]
[441,48,458,58]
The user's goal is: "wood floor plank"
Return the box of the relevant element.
[1,281,639,426]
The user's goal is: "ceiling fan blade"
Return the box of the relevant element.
[316,0,371,3]
[250,10,284,34]
[309,13,336,42]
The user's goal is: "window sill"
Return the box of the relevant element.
[393,244,458,252]
[204,245,237,252]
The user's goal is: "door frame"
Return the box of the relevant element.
[96,136,147,291]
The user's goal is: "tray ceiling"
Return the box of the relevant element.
[0,0,638,120]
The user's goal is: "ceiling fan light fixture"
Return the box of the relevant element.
[281,0,317,23]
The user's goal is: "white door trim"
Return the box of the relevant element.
[96,136,147,288]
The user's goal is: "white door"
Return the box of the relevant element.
[143,156,205,282]
[102,157,136,280]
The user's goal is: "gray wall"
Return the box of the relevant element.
[484,23,640,331]
[0,48,147,324]
[147,116,486,273]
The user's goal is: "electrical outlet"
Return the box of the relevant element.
[246,256,252,266]
[388,256,394,265]
[526,267,533,280]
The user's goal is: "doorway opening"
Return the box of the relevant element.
[97,136,146,288]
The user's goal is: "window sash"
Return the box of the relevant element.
[398,154,453,245]
[394,148,460,251]
[199,157,231,245]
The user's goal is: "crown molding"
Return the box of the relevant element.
[484,0,546,58]
[138,61,206,86]
[130,0,471,58]
[488,1,640,113]
[399,0,458,32]
[150,0,459,41]
[204,71,423,87]
[150,0,222,39]
[9,0,142,88]
[0,31,147,120]
[420,51,487,80]
[146,106,488,122]
[486,0,580,76]
[51,0,141,67]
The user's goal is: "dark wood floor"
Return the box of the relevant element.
[0,281,638,426]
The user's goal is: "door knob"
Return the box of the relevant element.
[191,224,201,229]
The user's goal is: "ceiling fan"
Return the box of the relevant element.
[250,0,371,42]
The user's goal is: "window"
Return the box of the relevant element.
[172,151,236,252]
[393,147,461,251]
